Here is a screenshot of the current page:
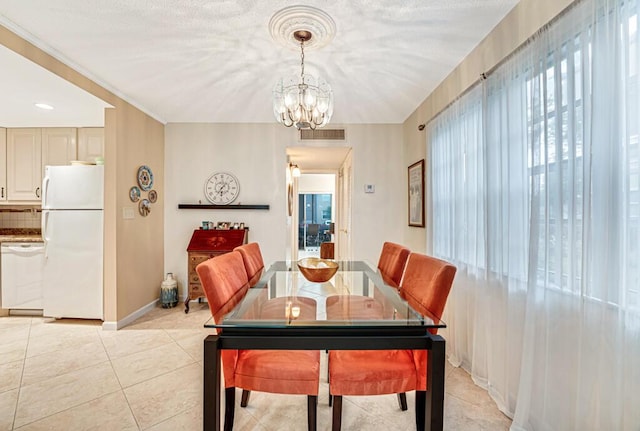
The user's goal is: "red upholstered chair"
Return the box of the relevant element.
[377,242,411,288]
[327,253,456,431]
[325,241,410,407]
[234,242,265,287]
[196,251,320,430]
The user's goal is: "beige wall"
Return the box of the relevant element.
[402,0,576,253]
[111,104,165,321]
[0,25,165,325]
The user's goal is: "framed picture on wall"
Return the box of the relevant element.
[408,159,425,227]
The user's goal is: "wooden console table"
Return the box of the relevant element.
[185,228,248,313]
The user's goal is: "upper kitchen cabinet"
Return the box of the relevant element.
[42,128,77,167]
[0,128,6,202]
[6,128,77,202]
[7,128,42,201]
[77,128,104,162]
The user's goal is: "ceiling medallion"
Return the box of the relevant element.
[269,5,336,50]
[270,6,336,130]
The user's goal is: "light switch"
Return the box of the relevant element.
[364,184,375,193]
[122,207,135,219]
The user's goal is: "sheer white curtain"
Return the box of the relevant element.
[430,0,640,429]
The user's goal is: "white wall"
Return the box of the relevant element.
[164,123,405,295]
[298,173,335,194]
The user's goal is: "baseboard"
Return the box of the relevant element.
[8,309,44,317]
[102,298,159,331]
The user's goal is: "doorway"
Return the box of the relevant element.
[298,175,335,258]
[286,146,352,262]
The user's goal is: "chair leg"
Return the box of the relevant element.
[331,395,343,431]
[397,392,408,411]
[415,390,426,431]
[224,387,235,431]
[307,395,317,431]
[240,389,251,407]
[327,350,331,406]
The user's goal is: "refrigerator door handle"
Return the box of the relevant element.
[41,175,50,207]
[42,211,49,258]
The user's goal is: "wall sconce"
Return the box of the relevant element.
[290,163,301,177]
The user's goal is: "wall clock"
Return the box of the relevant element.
[204,172,240,205]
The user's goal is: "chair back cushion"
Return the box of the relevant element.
[234,242,265,287]
[196,251,250,323]
[400,253,456,322]
[377,242,410,288]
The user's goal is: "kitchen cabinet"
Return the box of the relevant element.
[42,128,77,167]
[7,128,41,201]
[77,128,104,162]
[0,128,6,201]
[5,128,77,202]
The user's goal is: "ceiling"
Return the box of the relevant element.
[287,146,351,171]
[0,44,111,127]
[0,0,519,127]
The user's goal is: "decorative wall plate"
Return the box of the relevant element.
[129,186,141,202]
[148,189,158,203]
[137,165,154,191]
[139,199,151,216]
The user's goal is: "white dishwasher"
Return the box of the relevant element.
[1,242,45,309]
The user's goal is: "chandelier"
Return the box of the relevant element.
[273,30,334,130]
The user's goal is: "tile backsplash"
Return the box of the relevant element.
[0,208,41,229]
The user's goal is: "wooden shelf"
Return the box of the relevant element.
[178,203,270,210]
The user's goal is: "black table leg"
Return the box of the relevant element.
[425,334,445,431]
[204,335,221,431]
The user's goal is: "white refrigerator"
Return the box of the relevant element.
[41,165,104,319]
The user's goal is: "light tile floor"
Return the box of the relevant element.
[0,304,512,430]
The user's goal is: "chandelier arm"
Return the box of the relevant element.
[312,114,324,126]
[282,112,294,127]
[286,109,298,125]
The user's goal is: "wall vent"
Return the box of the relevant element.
[299,128,346,140]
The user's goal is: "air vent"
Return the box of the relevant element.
[300,129,345,140]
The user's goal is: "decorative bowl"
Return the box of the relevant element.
[297,258,339,283]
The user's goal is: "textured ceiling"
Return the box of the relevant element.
[0,0,519,125]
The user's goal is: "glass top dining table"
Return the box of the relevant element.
[203,260,447,431]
